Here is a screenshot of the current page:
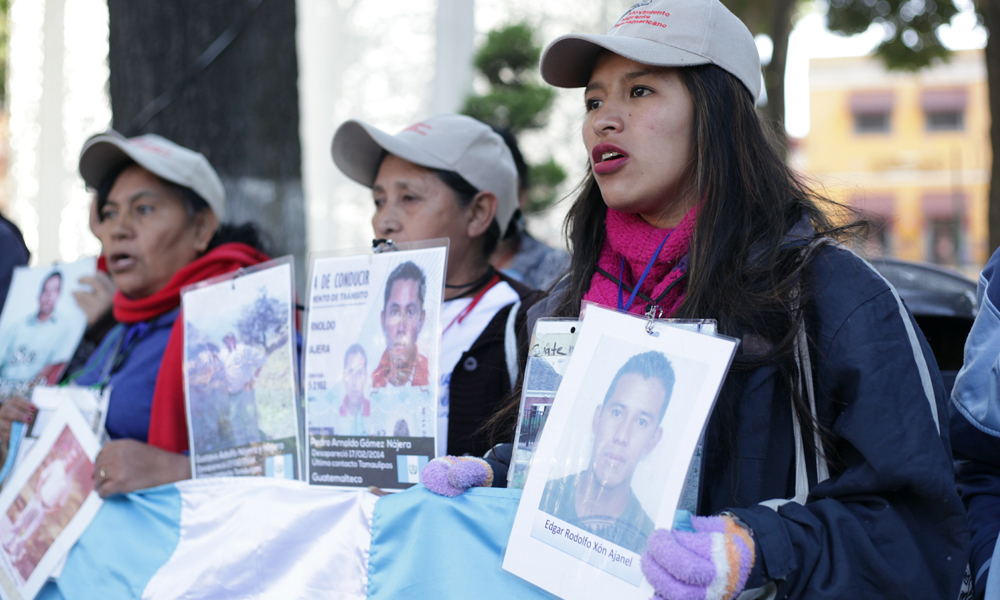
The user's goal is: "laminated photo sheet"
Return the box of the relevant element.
[0,258,97,387]
[503,305,738,600]
[1,387,110,484]
[0,402,101,600]
[508,317,717,490]
[304,243,446,490]
[508,319,580,489]
[181,257,302,480]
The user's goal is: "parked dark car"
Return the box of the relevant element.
[872,258,978,395]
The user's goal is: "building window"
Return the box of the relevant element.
[929,218,960,266]
[923,191,967,266]
[850,91,894,135]
[851,193,894,256]
[855,113,891,133]
[927,110,965,131]
[926,110,964,131]
[922,88,967,133]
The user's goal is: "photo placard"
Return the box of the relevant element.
[304,243,446,490]
[503,305,737,599]
[508,319,580,489]
[0,386,110,485]
[181,257,302,480]
[0,258,96,388]
[0,402,102,600]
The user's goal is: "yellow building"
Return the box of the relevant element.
[803,49,990,271]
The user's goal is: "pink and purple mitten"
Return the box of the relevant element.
[641,514,755,600]
[420,456,494,497]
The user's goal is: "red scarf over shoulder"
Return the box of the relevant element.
[113,242,271,453]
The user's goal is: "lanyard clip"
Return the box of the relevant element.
[645,304,663,335]
[372,239,396,253]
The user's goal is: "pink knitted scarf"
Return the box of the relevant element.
[583,207,698,317]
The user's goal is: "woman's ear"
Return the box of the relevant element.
[466,191,499,239]
[192,210,220,253]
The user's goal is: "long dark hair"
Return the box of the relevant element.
[496,64,862,462]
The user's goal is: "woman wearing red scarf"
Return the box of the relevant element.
[0,131,269,498]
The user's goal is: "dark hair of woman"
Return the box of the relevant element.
[491,127,528,242]
[95,159,271,255]
[491,64,864,463]
[432,169,502,258]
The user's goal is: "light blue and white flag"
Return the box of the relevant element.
[38,478,376,600]
[35,478,548,600]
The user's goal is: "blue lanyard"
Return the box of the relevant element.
[618,229,675,312]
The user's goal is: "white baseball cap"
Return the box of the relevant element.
[539,0,761,101]
[79,130,227,219]
[331,114,519,238]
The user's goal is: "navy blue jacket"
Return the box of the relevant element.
[0,213,29,311]
[71,309,179,442]
[951,246,1000,596]
[518,242,968,599]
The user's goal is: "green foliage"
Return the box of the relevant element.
[526,158,567,215]
[827,0,959,71]
[238,286,290,355]
[473,23,542,88]
[463,22,566,214]
[463,83,555,133]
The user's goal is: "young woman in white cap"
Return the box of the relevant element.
[332,114,540,459]
[0,131,272,497]
[422,1,968,598]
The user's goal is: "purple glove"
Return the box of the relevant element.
[420,456,494,497]
[641,514,755,600]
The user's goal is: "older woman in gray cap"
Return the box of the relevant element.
[0,131,271,498]
[332,114,539,459]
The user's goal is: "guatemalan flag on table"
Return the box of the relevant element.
[36,478,548,600]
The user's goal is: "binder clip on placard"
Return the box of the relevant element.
[372,239,396,253]
[230,266,246,290]
[645,304,664,335]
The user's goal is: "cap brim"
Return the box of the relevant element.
[78,132,135,190]
[540,33,711,88]
[331,120,452,188]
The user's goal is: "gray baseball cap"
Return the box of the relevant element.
[331,114,518,238]
[540,0,761,101]
[79,130,226,219]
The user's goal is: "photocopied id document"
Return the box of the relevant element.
[303,243,446,491]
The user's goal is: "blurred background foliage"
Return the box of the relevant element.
[723,0,963,155]
[463,22,566,214]
[826,0,960,70]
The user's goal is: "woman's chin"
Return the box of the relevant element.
[601,195,655,217]
[115,279,155,300]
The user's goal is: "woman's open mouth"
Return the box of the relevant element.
[592,143,629,175]
[108,253,137,272]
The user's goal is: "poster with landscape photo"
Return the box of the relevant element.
[182,257,301,480]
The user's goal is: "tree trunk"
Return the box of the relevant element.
[762,0,796,159]
[984,0,1000,256]
[106,0,305,289]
